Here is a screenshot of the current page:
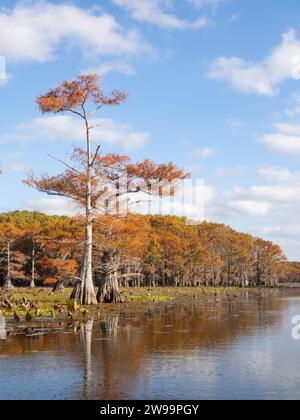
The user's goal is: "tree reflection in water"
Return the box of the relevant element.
[79,318,94,400]
[0,290,298,400]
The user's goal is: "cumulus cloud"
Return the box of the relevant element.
[111,0,210,29]
[259,93,300,154]
[230,200,271,216]
[211,161,300,259]
[260,133,300,155]
[228,185,300,205]
[24,197,76,216]
[0,115,150,150]
[275,122,300,135]
[208,30,300,95]
[260,221,300,260]
[0,2,151,64]
[218,182,300,219]
[87,61,136,76]
[258,166,300,183]
[187,147,216,158]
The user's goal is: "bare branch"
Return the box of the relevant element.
[47,154,81,174]
[90,144,101,168]
[65,108,85,119]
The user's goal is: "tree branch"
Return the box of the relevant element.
[47,154,81,174]
[90,144,101,168]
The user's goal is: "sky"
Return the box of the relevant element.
[1,1,300,259]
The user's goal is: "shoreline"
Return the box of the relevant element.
[0,285,286,324]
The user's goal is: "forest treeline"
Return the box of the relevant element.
[0,211,287,290]
[279,262,300,283]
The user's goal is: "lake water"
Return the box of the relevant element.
[1,289,300,400]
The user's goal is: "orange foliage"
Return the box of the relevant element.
[0,212,287,288]
[36,74,128,113]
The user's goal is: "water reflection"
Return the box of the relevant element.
[1,290,300,400]
[80,319,94,401]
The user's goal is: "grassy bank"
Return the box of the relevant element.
[0,286,281,323]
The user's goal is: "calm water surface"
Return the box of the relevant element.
[1,289,300,400]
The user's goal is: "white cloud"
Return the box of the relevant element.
[249,185,299,202]
[231,200,271,216]
[229,185,300,204]
[1,115,150,150]
[0,2,151,64]
[2,153,27,173]
[211,160,300,259]
[209,57,275,96]
[186,0,222,9]
[215,165,247,177]
[260,133,300,154]
[258,166,300,183]
[24,197,76,216]
[275,122,300,135]
[209,30,300,95]
[222,182,300,218]
[259,93,300,154]
[87,61,136,76]
[188,147,216,158]
[259,97,300,154]
[262,222,300,242]
[111,0,210,29]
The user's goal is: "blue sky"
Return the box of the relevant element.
[2,0,300,259]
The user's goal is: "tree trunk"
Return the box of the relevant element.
[97,271,122,303]
[71,229,97,305]
[97,252,122,303]
[52,278,65,293]
[3,241,13,290]
[30,246,35,288]
[3,277,13,289]
[70,111,97,305]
